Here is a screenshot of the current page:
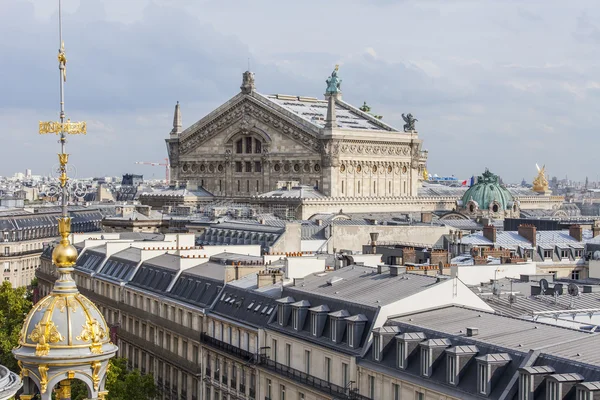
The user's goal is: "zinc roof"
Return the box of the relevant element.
[287,266,440,307]
[262,94,397,132]
[387,306,595,352]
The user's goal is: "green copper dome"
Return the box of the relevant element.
[460,169,515,212]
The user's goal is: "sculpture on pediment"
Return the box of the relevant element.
[240,71,255,94]
[402,113,418,132]
[532,164,549,193]
[326,65,342,94]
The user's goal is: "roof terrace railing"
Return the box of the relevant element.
[257,356,371,400]
[199,332,254,362]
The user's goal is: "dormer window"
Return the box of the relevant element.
[397,342,406,369]
[421,348,430,377]
[447,356,457,384]
[478,363,489,395]
[348,323,355,348]
[330,319,337,342]
[577,387,593,400]
[548,380,559,400]
[546,374,584,400]
[278,305,284,326]
[311,313,317,336]
[292,308,299,330]
[519,373,532,400]
[373,334,381,361]
[445,345,478,386]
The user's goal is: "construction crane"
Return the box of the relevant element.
[135,158,170,184]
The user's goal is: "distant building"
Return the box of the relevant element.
[0,207,102,287]
[122,173,144,186]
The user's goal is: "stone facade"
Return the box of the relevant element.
[166,72,427,200]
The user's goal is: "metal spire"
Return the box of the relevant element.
[39,0,86,222]
[38,0,86,292]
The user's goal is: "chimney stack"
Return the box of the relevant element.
[483,225,497,243]
[421,212,433,223]
[593,222,600,238]
[518,224,537,247]
[569,225,583,242]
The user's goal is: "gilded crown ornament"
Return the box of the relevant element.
[12,1,117,398]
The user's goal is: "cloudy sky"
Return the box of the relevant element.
[2,0,599,183]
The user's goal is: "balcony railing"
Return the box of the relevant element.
[79,287,200,340]
[199,333,254,362]
[0,249,44,258]
[118,329,202,375]
[257,357,371,400]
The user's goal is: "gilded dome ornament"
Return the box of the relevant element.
[76,318,108,354]
[28,321,64,356]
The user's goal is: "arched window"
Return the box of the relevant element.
[255,140,262,154]
[236,140,243,154]
[245,137,253,153]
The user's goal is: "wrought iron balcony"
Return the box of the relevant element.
[199,333,254,362]
[0,249,44,258]
[118,329,202,375]
[80,287,199,340]
[257,357,371,400]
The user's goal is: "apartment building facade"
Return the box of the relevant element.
[36,232,600,400]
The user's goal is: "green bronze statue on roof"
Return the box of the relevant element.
[326,65,342,94]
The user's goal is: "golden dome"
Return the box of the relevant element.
[52,242,78,268]
[16,292,115,357]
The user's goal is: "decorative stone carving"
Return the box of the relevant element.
[240,115,252,134]
[180,100,320,155]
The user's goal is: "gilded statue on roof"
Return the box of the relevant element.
[532,164,549,193]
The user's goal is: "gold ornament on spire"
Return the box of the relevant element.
[532,163,549,193]
[58,41,67,82]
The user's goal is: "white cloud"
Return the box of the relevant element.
[2,0,599,182]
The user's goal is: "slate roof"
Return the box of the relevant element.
[358,305,600,399]
[270,288,378,355]
[75,249,106,273]
[129,254,184,293]
[212,285,277,328]
[96,248,141,282]
[168,268,223,309]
